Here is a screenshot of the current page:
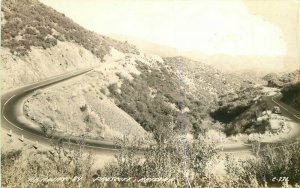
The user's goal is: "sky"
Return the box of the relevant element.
[40,0,299,62]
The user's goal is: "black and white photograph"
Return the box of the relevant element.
[1,0,300,187]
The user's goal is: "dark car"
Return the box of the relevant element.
[272,106,281,114]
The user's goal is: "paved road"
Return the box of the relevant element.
[219,94,300,153]
[263,94,300,143]
[1,68,119,154]
[1,71,299,154]
[270,95,300,121]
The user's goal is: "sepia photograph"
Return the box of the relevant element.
[1,0,300,187]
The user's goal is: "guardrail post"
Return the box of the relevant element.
[7,129,12,137]
[33,141,38,149]
[19,135,24,142]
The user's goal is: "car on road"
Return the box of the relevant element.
[272,106,281,114]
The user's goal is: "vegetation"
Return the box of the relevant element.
[96,125,221,188]
[108,62,209,140]
[225,142,300,187]
[263,70,300,88]
[97,127,300,187]
[1,139,94,187]
[3,126,300,187]
[210,104,251,124]
[1,0,139,59]
[210,85,267,135]
[281,82,300,110]
[225,100,269,135]
[247,143,300,186]
[211,86,261,123]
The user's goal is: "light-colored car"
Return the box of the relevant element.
[272,106,281,114]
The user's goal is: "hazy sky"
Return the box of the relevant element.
[40,0,299,59]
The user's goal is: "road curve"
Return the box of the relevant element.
[219,94,300,153]
[271,94,300,121]
[1,71,299,154]
[264,94,300,130]
[1,68,119,153]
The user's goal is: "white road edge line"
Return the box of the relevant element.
[83,144,119,151]
[2,94,24,131]
[271,96,289,111]
[1,69,97,147]
[272,96,300,120]
[293,114,300,120]
[3,115,23,130]
[2,94,16,114]
[1,69,95,140]
[4,94,16,106]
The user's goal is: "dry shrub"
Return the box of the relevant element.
[1,139,94,188]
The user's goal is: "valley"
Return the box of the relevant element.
[1,0,300,187]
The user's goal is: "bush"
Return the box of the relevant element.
[247,143,300,186]
[107,64,208,139]
[1,138,94,187]
[100,130,221,187]
[223,100,268,135]
[108,83,119,96]
[224,142,300,187]
[281,82,300,110]
[80,104,87,112]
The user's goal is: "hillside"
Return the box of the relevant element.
[1,0,259,140]
[281,82,300,110]
[104,56,258,139]
[1,0,139,90]
[263,70,300,88]
[23,49,155,140]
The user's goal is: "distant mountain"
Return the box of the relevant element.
[109,33,179,57]
[109,34,299,74]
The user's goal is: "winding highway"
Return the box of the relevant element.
[1,68,118,153]
[1,69,300,154]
